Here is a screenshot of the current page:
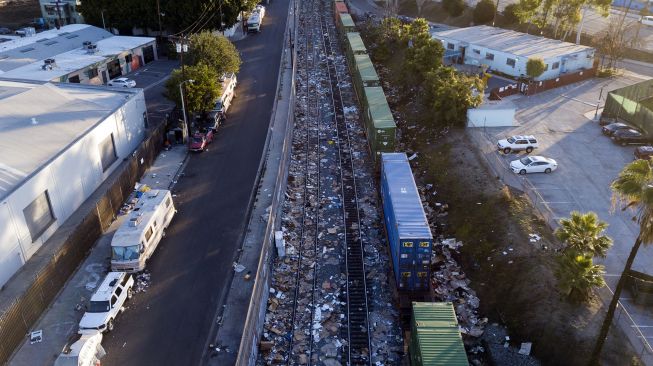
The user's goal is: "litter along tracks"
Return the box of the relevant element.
[258,0,401,364]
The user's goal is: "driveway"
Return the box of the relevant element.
[469,73,653,356]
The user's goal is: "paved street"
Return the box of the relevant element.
[100,1,290,365]
[469,72,653,361]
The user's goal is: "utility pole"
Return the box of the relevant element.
[492,0,500,27]
[157,0,163,38]
[101,9,106,31]
[54,0,64,28]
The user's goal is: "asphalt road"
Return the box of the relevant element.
[101,2,289,365]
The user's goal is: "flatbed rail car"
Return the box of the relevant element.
[410,302,469,366]
[380,153,432,292]
[344,32,367,72]
[364,86,396,158]
[110,190,176,272]
[337,13,356,38]
[352,53,381,108]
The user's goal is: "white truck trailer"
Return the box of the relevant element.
[110,189,176,272]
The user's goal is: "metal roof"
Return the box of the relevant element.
[346,32,366,54]
[433,25,594,60]
[339,13,355,28]
[90,272,127,302]
[0,24,155,81]
[381,153,432,239]
[364,87,395,129]
[412,302,469,366]
[354,54,379,83]
[0,79,140,201]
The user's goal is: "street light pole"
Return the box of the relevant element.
[594,85,604,119]
[101,10,106,31]
[179,79,195,146]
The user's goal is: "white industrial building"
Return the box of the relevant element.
[0,24,156,84]
[433,26,596,81]
[0,79,147,287]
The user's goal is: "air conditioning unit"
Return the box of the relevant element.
[41,58,56,70]
[86,44,98,53]
[129,215,143,227]
[82,41,92,48]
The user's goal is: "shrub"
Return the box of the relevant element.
[473,0,496,25]
[442,0,465,17]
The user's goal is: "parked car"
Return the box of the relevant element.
[635,146,653,160]
[640,15,653,26]
[189,129,214,152]
[497,135,539,154]
[107,77,136,88]
[602,122,632,136]
[510,156,558,175]
[613,129,650,146]
[78,272,134,334]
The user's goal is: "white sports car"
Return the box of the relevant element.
[510,156,558,175]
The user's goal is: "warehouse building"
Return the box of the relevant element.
[433,25,595,81]
[0,24,156,84]
[0,79,147,287]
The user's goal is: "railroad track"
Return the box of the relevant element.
[260,0,372,363]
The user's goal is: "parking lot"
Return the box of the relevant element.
[470,72,653,357]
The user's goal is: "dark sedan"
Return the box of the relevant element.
[602,122,631,136]
[612,129,650,146]
[635,146,653,160]
[598,116,618,126]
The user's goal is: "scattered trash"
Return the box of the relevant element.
[519,342,533,356]
[408,153,418,160]
[233,263,246,273]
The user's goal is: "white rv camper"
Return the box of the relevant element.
[110,190,176,272]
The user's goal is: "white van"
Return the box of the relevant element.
[247,12,262,33]
[54,331,105,366]
[111,190,176,272]
[641,15,653,26]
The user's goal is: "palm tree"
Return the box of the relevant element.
[555,211,613,258]
[556,253,606,301]
[589,159,653,365]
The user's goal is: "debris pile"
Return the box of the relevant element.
[480,323,541,366]
[133,271,151,294]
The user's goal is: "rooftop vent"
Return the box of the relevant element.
[82,41,92,47]
[31,118,38,125]
[41,58,56,70]
[86,43,98,53]
[129,215,143,227]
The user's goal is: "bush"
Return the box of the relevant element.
[502,3,520,25]
[442,0,465,17]
[473,0,496,24]
[526,58,546,79]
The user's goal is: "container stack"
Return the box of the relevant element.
[410,302,469,366]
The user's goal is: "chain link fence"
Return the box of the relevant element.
[0,121,167,364]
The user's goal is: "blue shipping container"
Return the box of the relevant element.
[380,153,433,292]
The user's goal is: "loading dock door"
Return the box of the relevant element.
[107,59,122,79]
[143,45,155,64]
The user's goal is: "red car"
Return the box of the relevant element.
[189,130,214,152]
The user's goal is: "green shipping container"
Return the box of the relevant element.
[338,13,356,36]
[363,87,396,158]
[352,54,380,105]
[410,302,469,366]
[345,32,367,71]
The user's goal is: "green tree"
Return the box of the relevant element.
[590,159,653,363]
[526,58,547,79]
[502,3,520,25]
[473,0,497,24]
[555,211,613,258]
[165,64,222,114]
[442,0,465,17]
[555,252,606,301]
[187,31,242,76]
[422,67,483,128]
[404,38,444,85]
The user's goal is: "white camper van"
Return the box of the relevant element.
[110,190,176,272]
[247,12,262,33]
[54,331,105,366]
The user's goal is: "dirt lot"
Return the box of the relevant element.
[0,0,40,29]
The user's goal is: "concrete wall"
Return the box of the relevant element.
[438,37,594,80]
[467,101,517,127]
[0,91,146,287]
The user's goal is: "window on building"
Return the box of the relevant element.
[145,227,154,242]
[87,67,99,79]
[125,54,133,64]
[485,52,494,61]
[23,191,55,241]
[447,43,455,50]
[68,75,80,83]
[506,58,516,67]
[552,62,560,69]
[473,49,480,55]
[99,133,117,172]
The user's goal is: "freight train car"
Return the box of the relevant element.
[337,13,356,38]
[410,302,469,366]
[352,54,380,105]
[364,87,395,157]
[334,1,349,23]
[380,153,432,292]
[344,32,367,72]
